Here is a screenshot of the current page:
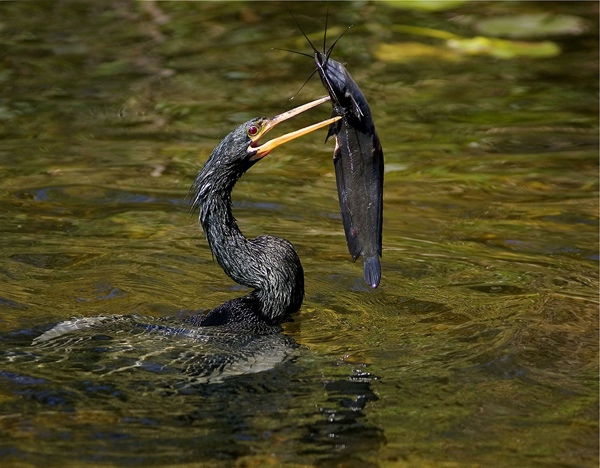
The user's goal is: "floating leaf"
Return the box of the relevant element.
[386,0,469,11]
[385,24,562,61]
[374,42,460,63]
[375,35,560,62]
[447,36,561,59]
[392,25,459,41]
[474,13,587,39]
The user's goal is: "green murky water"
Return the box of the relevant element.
[0,1,597,466]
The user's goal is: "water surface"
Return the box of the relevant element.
[0,1,597,466]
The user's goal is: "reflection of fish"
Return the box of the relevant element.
[317,55,384,288]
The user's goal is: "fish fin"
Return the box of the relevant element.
[325,110,342,143]
[363,255,381,288]
[325,124,337,143]
[346,91,365,121]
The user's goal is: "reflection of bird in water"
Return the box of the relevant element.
[20,97,340,385]
[27,314,301,385]
[186,96,340,332]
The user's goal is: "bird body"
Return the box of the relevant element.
[188,100,339,331]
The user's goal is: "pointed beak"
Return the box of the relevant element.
[249,96,341,160]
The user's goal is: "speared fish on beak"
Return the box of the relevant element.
[295,16,384,288]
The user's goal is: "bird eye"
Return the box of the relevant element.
[247,125,260,137]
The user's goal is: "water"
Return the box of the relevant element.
[0,1,597,466]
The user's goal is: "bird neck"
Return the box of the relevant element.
[193,174,304,324]
[201,193,253,286]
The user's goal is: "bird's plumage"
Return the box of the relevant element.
[189,119,304,330]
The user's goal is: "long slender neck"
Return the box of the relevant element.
[201,190,260,290]
[190,144,304,324]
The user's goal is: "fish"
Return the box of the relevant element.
[295,18,384,288]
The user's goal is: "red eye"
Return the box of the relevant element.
[248,125,259,136]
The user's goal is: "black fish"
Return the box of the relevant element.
[296,19,384,287]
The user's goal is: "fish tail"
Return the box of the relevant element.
[363,255,381,288]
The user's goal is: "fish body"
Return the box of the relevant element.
[314,52,384,288]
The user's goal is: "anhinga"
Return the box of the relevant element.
[25,98,341,382]
[187,96,340,333]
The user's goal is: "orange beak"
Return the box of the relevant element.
[249,96,341,160]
